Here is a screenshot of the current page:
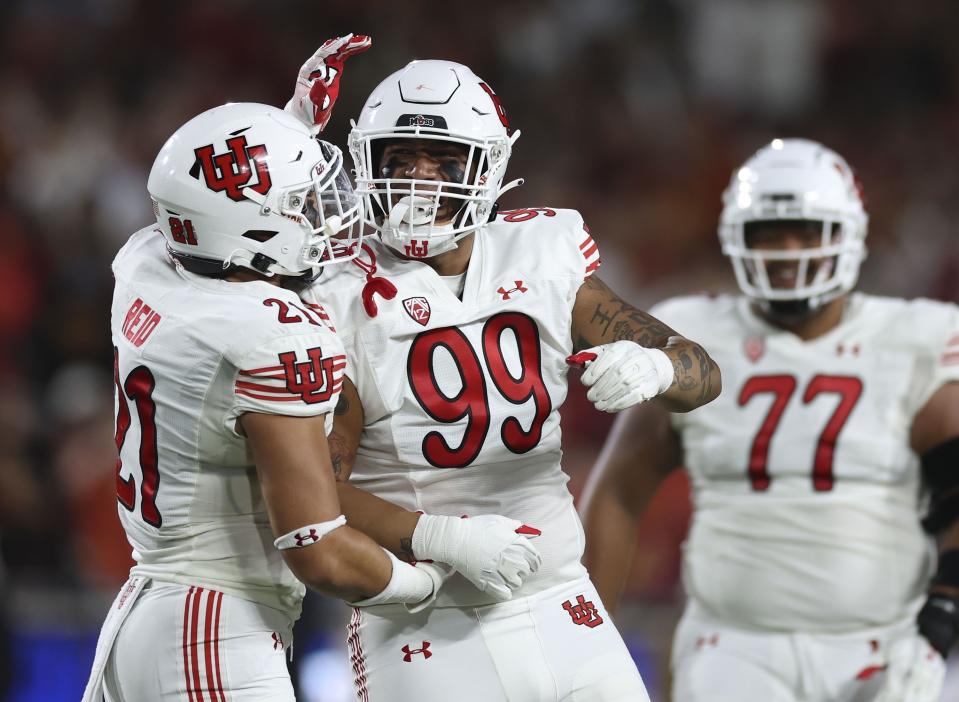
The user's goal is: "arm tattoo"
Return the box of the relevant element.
[576,276,675,349]
[334,394,350,416]
[589,304,616,336]
[674,350,697,391]
[399,537,416,562]
[692,345,715,402]
[327,430,355,480]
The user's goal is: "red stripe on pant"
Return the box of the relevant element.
[190,587,206,702]
[348,608,369,701]
[212,592,226,702]
[204,591,218,702]
[183,587,196,702]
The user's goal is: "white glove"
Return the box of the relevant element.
[404,560,455,614]
[412,514,542,602]
[285,34,371,133]
[569,341,674,412]
[873,634,946,702]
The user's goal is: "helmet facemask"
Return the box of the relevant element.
[723,215,863,312]
[351,126,516,258]
[239,140,363,275]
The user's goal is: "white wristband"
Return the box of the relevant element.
[647,347,675,394]
[273,515,346,550]
[349,549,433,607]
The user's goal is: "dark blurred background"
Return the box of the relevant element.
[2,0,958,699]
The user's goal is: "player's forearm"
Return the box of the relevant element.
[285,525,394,601]
[336,481,421,560]
[583,500,640,614]
[656,337,722,412]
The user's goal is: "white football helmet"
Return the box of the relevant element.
[148,102,363,280]
[719,138,868,309]
[349,60,522,258]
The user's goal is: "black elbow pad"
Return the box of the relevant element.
[921,437,959,534]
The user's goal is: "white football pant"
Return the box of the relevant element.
[87,578,296,701]
[672,601,918,702]
[348,576,650,701]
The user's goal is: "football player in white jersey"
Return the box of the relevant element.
[83,91,546,702]
[286,56,721,701]
[581,138,959,702]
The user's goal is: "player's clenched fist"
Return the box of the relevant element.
[285,33,371,133]
[571,340,675,413]
[412,514,542,601]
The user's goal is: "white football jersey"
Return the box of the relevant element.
[111,228,345,617]
[306,208,601,607]
[654,292,959,632]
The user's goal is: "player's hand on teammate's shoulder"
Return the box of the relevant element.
[411,513,542,601]
[286,33,372,133]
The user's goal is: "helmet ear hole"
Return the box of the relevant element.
[241,230,278,242]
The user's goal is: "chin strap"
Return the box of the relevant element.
[350,242,397,318]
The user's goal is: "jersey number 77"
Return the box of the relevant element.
[739,374,863,491]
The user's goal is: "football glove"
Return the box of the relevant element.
[569,340,674,412]
[412,514,542,602]
[873,634,946,702]
[285,34,371,133]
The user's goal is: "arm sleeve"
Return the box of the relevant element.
[225,329,347,431]
[556,210,601,280]
[908,302,959,417]
[578,222,602,280]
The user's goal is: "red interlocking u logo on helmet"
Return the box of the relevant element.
[194,135,273,202]
[278,347,337,404]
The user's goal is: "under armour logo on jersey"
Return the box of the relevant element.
[837,343,861,357]
[278,347,337,404]
[695,634,719,650]
[405,240,429,258]
[294,529,319,546]
[193,135,273,203]
[403,297,431,326]
[272,632,284,650]
[562,595,604,628]
[497,281,528,300]
[402,641,432,662]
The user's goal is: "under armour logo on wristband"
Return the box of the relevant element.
[272,632,284,650]
[294,529,319,546]
[562,595,604,628]
[402,641,432,662]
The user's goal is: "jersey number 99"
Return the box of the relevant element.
[408,312,552,468]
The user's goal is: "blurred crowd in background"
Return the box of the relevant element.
[2,0,959,699]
